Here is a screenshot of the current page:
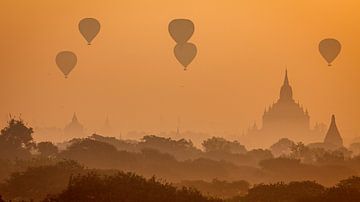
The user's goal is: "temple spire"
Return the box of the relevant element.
[105,115,110,126]
[64,112,84,137]
[279,69,293,101]
[324,115,343,148]
[102,115,112,135]
[176,116,181,136]
[72,113,78,123]
[252,121,258,131]
[284,69,289,86]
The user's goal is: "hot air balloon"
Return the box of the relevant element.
[79,18,101,45]
[319,38,341,66]
[169,19,194,44]
[174,43,197,70]
[55,51,77,78]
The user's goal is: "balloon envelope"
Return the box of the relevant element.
[79,18,101,45]
[55,51,77,78]
[319,38,341,66]
[174,43,197,70]
[169,19,194,44]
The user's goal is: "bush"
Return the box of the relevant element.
[44,172,222,202]
[0,160,84,201]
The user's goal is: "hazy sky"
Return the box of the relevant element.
[1,0,359,143]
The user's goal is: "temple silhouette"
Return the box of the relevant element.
[305,114,344,150]
[100,116,113,135]
[247,70,326,146]
[64,113,85,137]
[324,115,343,148]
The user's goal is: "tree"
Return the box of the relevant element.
[318,176,360,202]
[179,179,250,199]
[139,135,202,160]
[316,150,345,165]
[44,172,222,202]
[270,138,295,157]
[37,142,59,157]
[0,160,84,201]
[350,143,360,156]
[259,157,301,171]
[90,134,138,152]
[0,118,35,159]
[59,138,137,169]
[337,176,360,190]
[202,137,247,154]
[246,149,273,163]
[290,142,315,163]
[242,181,324,202]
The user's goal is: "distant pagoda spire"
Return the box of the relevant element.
[253,121,258,130]
[324,115,343,148]
[279,69,293,101]
[284,69,289,85]
[101,115,113,135]
[64,112,84,137]
[104,116,110,127]
[176,116,181,136]
[72,113,78,123]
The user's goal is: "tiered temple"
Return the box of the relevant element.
[248,70,325,146]
[262,70,310,135]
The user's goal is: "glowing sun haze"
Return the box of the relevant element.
[0,0,359,145]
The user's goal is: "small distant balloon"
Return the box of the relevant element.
[169,19,194,44]
[79,18,101,45]
[174,43,197,70]
[319,38,341,66]
[55,51,77,78]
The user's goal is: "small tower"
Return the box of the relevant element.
[101,116,113,135]
[176,116,181,136]
[324,115,343,149]
[64,113,84,137]
[72,113,78,123]
[252,122,258,131]
[279,69,294,102]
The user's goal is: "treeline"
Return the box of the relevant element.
[1,161,360,202]
[42,175,360,202]
[1,118,360,185]
[0,159,251,201]
[0,160,222,202]
[2,118,360,201]
[236,176,360,202]
[0,161,84,201]
[48,136,360,186]
[44,172,222,202]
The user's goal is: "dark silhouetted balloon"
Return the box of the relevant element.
[79,18,101,45]
[174,43,197,70]
[319,38,341,66]
[169,19,194,44]
[55,51,77,78]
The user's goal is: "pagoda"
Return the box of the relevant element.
[64,113,85,137]
[323,115,343,149]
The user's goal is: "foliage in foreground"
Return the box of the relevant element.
[1,160,360,202]
[179,179,249,199]
[43,172,222,202]
[0,160,84,201]
[237,176,360,202]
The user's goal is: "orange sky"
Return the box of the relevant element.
[0,0,359,144]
